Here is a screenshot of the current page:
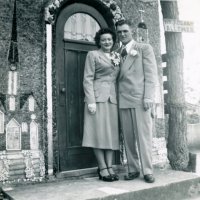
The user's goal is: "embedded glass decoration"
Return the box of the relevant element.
[8,71,12,95]
[8,71,17,95]
[9,96,15,111]
[31,114,36,120]
[28,96,35,112]
[45,0,124,24]
[6,118,21,150]
[0,157,10,181]
[22,122,28,132]
[22,150,35,179]
[136,10,149,43]
[30,121,39,150]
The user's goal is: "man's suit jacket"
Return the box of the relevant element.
[118,41,157,109]
[83,50,120,104]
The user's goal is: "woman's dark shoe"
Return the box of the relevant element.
[97,168,114,182]
[107,167,119,181]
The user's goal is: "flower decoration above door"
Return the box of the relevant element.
[45,0,124,24]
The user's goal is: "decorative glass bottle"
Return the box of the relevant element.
[136,10,149,43]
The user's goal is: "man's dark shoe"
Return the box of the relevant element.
[124,172,140,180]
[144,174,155,183]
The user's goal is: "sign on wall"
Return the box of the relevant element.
[163,19,194,32]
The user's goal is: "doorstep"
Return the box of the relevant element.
[3,168,200,200]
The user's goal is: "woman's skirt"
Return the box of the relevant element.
[82,101,119,150]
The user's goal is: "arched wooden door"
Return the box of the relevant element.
[56,3,108,171]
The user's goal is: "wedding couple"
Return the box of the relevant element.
[82,20,158,183]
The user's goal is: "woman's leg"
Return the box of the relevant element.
[105,150,115,174]
[105,150,119,180]
[93,148,109,176]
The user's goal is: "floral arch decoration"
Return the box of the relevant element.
[45,0,125,24]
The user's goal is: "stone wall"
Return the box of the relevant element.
[152,137,169,168]
[0,150,45,183]
[0,1,13,94]
[0,0,47,182]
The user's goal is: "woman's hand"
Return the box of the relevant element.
[143,98,154,111]
[88,103,96,114]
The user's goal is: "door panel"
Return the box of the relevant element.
[65,49,84,147]
[60,42,98,171]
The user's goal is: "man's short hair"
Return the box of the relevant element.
[115,19,132,28]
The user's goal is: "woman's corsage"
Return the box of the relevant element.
[129,49,138,57]
[110,52,120,67]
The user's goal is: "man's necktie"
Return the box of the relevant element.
[121,47,127,60]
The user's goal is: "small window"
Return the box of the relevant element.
[6,118,21,150]
[64,13,100,42]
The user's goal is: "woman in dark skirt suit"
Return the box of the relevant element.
[82,28,120,182]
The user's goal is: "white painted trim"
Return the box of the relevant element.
[0,110,4,133]
[160,0,177,1]
[196,154,200,175]
[30,121,39,150]
[8,71,12,95]
[6,118,21,150]
[9,96,15,111]
[46,24,53,176]
[157,0,165,119]
[28,95,35,112]
[13,71,18,95]
[21,122,28,132]
[48,168,54,175]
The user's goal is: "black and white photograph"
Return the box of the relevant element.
[0,0,200,199]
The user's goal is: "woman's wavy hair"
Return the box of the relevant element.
[94,28,117,48]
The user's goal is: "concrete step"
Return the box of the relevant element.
[3,168,200,200]
[184,195,200,200]
[0,189,12,200]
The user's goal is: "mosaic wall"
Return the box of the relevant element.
[0,0,45,182]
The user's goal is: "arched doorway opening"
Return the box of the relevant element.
[55,2,115,171]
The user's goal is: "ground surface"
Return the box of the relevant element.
[3,168,200,200]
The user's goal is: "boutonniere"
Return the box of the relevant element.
[110,51,120,67]
[129,49,138,57]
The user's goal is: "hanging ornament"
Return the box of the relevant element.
[137,10,149,43]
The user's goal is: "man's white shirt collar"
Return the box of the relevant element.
[124,40,135,53]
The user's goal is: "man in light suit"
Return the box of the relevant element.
[116,20,157,183]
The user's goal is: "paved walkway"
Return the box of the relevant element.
[3,168,200,200]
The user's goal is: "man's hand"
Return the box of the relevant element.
[88,103,96,114]
[143,98,154,111]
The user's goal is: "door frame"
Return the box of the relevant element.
[45,0,122,177]
[55,3,108,172]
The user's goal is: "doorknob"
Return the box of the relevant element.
[60,87,66,93]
